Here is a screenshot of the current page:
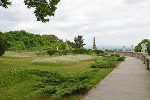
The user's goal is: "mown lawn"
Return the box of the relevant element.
[0,51,115,100]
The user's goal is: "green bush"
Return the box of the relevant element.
[47,50,59,56]
[0,39,6,56]
[99,53,107,56]
[29,69,98,99]
[91,56,117,68]
[72,48,88,54]
[92,50,104,56]
[59,50,71,55]
[117,56,126,61]
[110,54,120,57]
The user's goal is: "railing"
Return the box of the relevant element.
[108,51,150,70]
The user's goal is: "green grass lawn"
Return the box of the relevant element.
[0,51,115,100]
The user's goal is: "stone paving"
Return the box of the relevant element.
[82,57,150,100]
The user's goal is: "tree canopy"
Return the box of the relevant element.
[0,31,6,56]
[0,0,60,22]
[1,30,78,50]
[134,39,149,52]
[74,35,86,48]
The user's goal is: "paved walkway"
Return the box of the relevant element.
[82,57,150,100]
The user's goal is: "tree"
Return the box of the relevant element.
[134,39,149,52]
[68,40,76,48]
[42,34,59,43]
[0,0,60,22]
[74,35,86,48]
[0,32,6,56]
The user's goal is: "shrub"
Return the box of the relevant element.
[59,50,70,55]
[91,56,117,68]
[110,54,120,57]
[117,56,126,61]
[29,69,98,99]
[47,50,59,56]
[72,48,88,54]
[92,50,104,56]
[99,53,107,56]
[0,39,6,56]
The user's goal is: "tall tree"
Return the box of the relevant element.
[0,0,60,22]
[74,35,85,48]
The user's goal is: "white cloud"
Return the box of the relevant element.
[0,0,150,46]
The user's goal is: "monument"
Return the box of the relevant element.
[93,37,97,50]
[66,39,69,50]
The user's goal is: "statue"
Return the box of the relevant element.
[103,47,105,51]
[141,43,144,53]
[131,45,134,52]
[123,45,126,51]
[141,43,148,54]
[143,43,148,54]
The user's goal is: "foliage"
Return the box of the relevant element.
[68,40,76,48]
[42,34,59,43]
[59,50,70,55]
[0,0,11,8]
[74,35,86,48]
[0,32,6,56]
[134,39,149,52]
[91,50,104,56]
[0,51,114,100]
[2,30,76,51]
[72,48,88,54]
[0,38,6,56]
[29,69,98,99]
[117,56,126,61]
[0,0,60,22]
[47,50,59,56]
[91,54,125,68]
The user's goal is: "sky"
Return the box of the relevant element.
[0,0,150,47]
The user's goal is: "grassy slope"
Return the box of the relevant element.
[0,51,114,100]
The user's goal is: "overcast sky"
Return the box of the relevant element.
[0,0,150,46]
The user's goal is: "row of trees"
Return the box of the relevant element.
[0,30,86,54]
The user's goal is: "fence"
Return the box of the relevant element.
[108,51,150,70]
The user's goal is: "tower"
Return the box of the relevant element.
[93,37,97,50]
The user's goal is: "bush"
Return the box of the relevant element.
[0,39,6,56]
[59,50,70,55]
[98,53,107,56]
[110,54,120,57]
[91,56,117,68]
[117,56,126,61]
[29,69,98,99]
[47,50,59,56]
[92,50,104,56]
[72,48,88,54]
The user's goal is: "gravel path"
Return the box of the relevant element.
[82,57,150,100]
